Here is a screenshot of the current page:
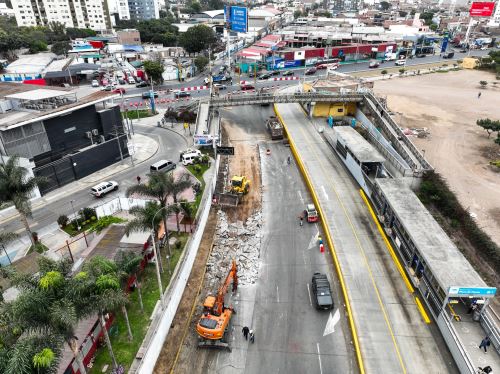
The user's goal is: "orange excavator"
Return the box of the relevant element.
[196,260,238,351]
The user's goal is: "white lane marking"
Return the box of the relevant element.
[15,227,25,234]
[302,251,307,265]
[320,186,329,201]
[308,232,318,250]
[317,342,323,374]
[307,283,312,306]
[276,285,280,303]
[298,190,304,203]
[323,309,341,336]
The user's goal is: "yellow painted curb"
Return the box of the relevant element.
[274,103,366,374]
[415,296,431,324]
[359,189,415,294]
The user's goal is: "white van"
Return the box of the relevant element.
[182,151,202,166]
[127,76,136,84]
[150,159,176,173]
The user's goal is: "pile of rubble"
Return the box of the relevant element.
[205,210,262,287]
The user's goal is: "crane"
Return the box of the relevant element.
[196,260,238,351]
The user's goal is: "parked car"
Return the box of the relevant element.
[91,79,99,87]
[282,70,294,76]
[240,84,255,91]
[136,81,148,88]
[91,181,118,197]
[316,64,328,70]
[312,272,334,310]
[128,76,136,84]
[142,91,159,99]
[258,73,271,80]
[173,90,191,98]
[101,85,114,91]
[394,59,406,66]
[270,70,280,76]
[213,83,227,90]
[118,78,126,85]
[305,67,317,75]
[113,88,126,94]
[368,60,380,68]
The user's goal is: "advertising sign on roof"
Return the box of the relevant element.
[469,2,496,17]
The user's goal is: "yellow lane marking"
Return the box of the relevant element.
[298,124,407,373]
[359,189,415,294]
[274,104,366,374]
[415,296,431,324]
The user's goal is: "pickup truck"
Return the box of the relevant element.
[204,74,232,84]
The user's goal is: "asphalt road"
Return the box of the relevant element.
[0,123,187,238]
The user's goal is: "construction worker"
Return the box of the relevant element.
[249,330,255,343]
[136,176,141,184]
[242,326,249,340]
[287,156,291,165]
[299,215,303,226]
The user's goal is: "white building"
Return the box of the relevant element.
[488,1,500,27]
[107,0,131,22]
[11,0,111,30]
[0,3,15,18]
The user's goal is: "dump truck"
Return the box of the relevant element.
[266,116,284,140]
[196,260,238,351]
[230,175,250,195]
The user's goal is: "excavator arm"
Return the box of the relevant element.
[214,260,238,316]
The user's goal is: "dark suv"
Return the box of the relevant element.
[312,272,334,310]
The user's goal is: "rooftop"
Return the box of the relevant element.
[375,178,488,292]
[0,82,118,129]
[333,126,385,163]
[5,53,56,74]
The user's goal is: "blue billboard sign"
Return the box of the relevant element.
[448,286,497,297]
[227,6,248,33]
[440,36,449,53]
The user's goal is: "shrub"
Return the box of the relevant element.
[381,69,388,75]
[479,80,488,88]
[399,68,405,75]
[80,207,97,221]
[194,165,202,174]
[90,216,126,233]
[175,240,182,249]
[57,215,69,227]
[418,172,500,275]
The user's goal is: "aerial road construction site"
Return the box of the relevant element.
[149,73,499,374]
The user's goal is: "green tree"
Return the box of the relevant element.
[79,257,130,368]
[28,40,47,54]
[194,55,209,72]
[293,10,302,19]
[179,199,197,229]
[207,0,223,9]
[476,118,500,138]
[143,60,165,84]
[380,1,391,10]
[115,251,145,313]
[163,172,194,232]
[179,24,216,54]
[51,41,71,56]
[66,28,96,39]
[0,156,47,248]
[0,231,18,265]
[429,24,438,31]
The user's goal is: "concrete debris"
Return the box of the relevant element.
[205,210,263,287]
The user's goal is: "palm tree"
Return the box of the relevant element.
[0,156,47,248]
[82,256,131,363]
[164,172,194,232]
[115,250,145,314]
[0,231,19,265]
[179,199,197,232]
[125,201,165,271]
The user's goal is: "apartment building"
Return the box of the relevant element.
[128,0,159,20]
[11,0,112,31]
[107,0,131,22]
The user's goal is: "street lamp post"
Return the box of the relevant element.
[70,200,80,230]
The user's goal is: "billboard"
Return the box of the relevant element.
[469,2,495,17]
[225,6,248,33]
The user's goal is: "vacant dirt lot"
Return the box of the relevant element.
[374,69,500,246]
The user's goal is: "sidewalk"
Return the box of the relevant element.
[0,132,159,227]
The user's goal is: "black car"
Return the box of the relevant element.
[270,70,280,76]
[258,73,271,80]
[282,70,294,76]
[174,90,191,98]
[142,91,158,99]
[416,54,426,58]
[305,67,317,75]
[312,272,334,310]
[136,81,148,88]
[118,78,126,85]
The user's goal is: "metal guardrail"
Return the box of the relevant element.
[208,92,364,107]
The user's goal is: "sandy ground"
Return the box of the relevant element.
[222,119,264,223]
[374,70,500,247]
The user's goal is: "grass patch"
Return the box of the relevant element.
[89,233,187,373]
[27,242,49,254]
[122,109,155,120]
[62,216,126,237]
[186,163,209,211]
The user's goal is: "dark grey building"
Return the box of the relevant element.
[0,83,129,195]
